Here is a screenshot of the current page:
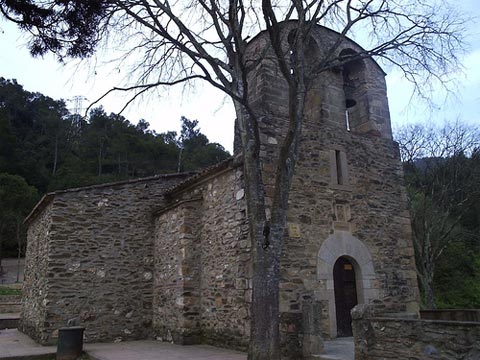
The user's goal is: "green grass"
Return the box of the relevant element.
[0,286,22,295]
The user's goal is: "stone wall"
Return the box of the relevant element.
[275,125,419,350]
[20,201,53,343]
[421,309,480,322]
[21,174,190,345]
[353,308,480,359]
[153,160,251,350]
[153,198,203,344]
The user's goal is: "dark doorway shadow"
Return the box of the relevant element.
[334,256,358,337]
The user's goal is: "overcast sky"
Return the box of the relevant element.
[0,2,479,153]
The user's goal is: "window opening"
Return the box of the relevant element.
[340,49,365,132]
[335,150,343,185]
[343,66,357,132]
[343,69,357,108]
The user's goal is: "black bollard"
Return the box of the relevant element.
[56,326,85,360]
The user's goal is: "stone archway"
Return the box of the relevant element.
[317,231,378,338]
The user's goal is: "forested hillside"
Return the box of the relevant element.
[0,77,229,260]
[396,122,480,309]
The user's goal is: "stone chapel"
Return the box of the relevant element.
[20,22,420,358]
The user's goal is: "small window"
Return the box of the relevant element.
[335,150,343,185]
[287,30,319,76]
[330,150,349,186]
[339,48,366,132]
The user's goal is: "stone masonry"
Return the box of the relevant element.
[22,22,425,359]
[21,173,192,344]
[352,305,480,359]
[153,158,250,349]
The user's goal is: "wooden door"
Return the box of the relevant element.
[333,257,358,337]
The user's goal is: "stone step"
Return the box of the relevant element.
[0,329,55,360]
[317,337,354,360]
[0,302,21,313]
[311,355,350,360]
[0,295,21,303]
[0,313,20,330]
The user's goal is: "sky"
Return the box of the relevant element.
[0,1,479,153]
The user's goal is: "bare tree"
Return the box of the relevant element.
[396,121,480,308]
[1,0,467,358]
[397,120,480,163]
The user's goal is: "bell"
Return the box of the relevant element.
[346,98,357,108]
[344,80,357,108]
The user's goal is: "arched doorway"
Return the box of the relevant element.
[333,257,358,337]
[317,231,378,337]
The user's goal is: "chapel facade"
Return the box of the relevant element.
[20,23,420,359]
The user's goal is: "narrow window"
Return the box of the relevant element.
[330,149,349,186]
[335,150,343,185]
[340,48,365,132]
[343,67,357,132]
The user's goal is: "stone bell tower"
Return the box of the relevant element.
[238,22,419,358]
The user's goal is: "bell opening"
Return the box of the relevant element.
[345,98,357,108]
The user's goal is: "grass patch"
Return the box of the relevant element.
[0,286,22,295]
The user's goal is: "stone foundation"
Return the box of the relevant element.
[352,306,480,359]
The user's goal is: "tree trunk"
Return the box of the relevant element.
[420,271,437,309]
[177,147,183,173]
[250,226,282,360]
[230,18,307,357]
[52,134,58,176]
[241,79,305,360]
[231,100,277,359]
[423,280,436,309]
